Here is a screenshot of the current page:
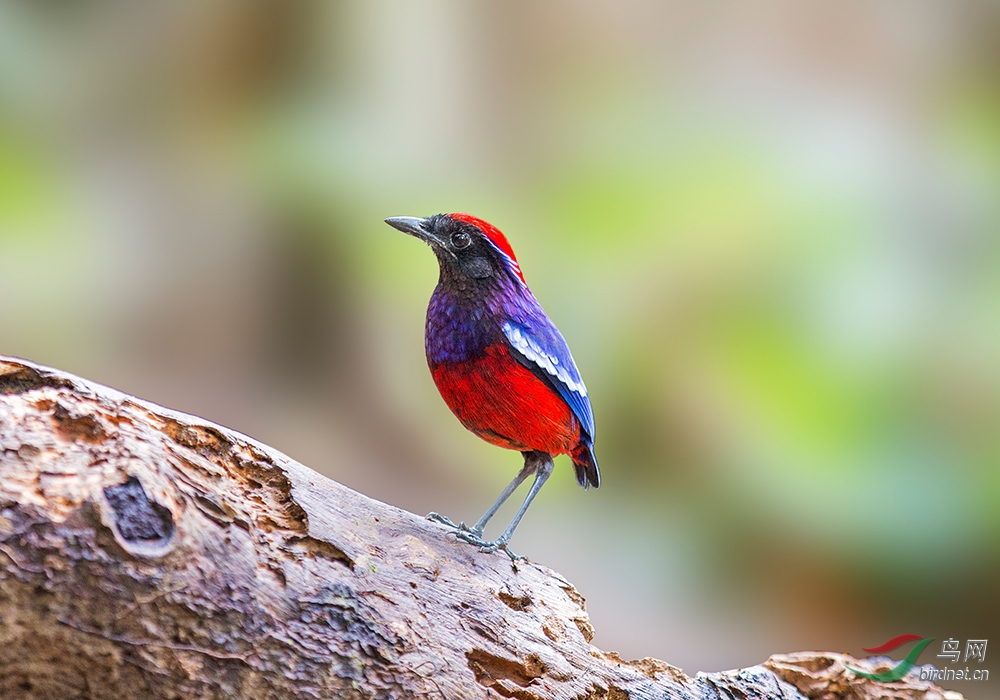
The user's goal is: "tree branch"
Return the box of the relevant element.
[0,356,963,699]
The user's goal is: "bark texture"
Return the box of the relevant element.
[0,356,964,700]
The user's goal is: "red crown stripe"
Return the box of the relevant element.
[862,634,924,654]
[449,212,526,283]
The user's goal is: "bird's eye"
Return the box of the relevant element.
[451,232,471,249]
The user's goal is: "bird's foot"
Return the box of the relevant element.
[455,530,523,561]
[426,512,458,528]
[425,512,456,528]
[425,512,477,533]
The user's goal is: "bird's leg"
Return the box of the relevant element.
[458,452,553,560]
[426,456,535,533]
[464,459,536,537]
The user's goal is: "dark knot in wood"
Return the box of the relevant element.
[103,476,175,545]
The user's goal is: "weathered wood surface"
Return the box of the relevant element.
[0,356,963,699]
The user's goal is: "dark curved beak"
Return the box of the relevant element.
[385,216,432,241]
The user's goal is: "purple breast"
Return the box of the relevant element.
[424,277,541,366]
[425,290,494,365]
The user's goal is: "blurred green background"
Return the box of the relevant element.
[1,1,998,694]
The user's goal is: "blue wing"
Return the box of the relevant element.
[502,320,595,442]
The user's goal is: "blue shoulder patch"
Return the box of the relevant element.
[502,320,595,441]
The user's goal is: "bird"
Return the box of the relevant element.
[384,212,598,559]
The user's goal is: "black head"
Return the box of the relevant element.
[385,213,525,285]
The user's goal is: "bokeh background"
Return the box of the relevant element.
[1,1,998,695]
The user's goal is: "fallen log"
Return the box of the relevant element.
[0,356,963,699]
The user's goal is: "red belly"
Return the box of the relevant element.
[430,344,580,455]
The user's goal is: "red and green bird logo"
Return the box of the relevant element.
[848,634,935,682]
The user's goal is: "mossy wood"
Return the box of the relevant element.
[0,357,962,699]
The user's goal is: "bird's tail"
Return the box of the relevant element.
[570,442,600,490]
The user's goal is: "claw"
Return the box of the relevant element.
[483,541,523,561]
[455,530,487,546]
[501,545,525,562]
[426,512,458,528]
[455,531,523,561]
[432,516,522,561]
[427,513,485,535]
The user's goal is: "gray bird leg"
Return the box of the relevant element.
[458,452,554,560]
[467,459,535,536]
[426,452,536,533]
